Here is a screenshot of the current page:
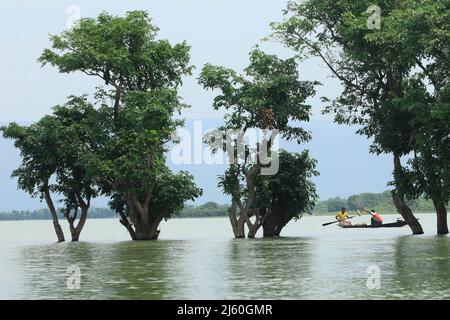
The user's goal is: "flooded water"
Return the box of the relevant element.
[0,214,449,300]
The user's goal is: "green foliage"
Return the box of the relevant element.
[1,96,98,211]
[256,150,319,220]
[271,0,425,152]
[177,202,229,218]
[200,49,319,237]
[39,11,193,91]
[0,208,115,221]
[322,197,347,213]
[272,0,450,234]
[0,202,230,221]
[0,193,438,221]
[314,190,436,214]
[80,89,202,225]
[85,90,181,189]
[5,10,202,240]
[2,119,57,198]
[199,48,318,143]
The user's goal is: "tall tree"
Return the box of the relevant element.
[2,119,65,242]
[257,150,318,237]
[51,97,99,241]
[84,91,202,240]
[200,48,318,238]
[366,0,449,234]
[39,11,192,119]
[1,96,98,241]
[39,11,202,240]
[270,0,442,234]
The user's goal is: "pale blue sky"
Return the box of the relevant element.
[0,0,393,211]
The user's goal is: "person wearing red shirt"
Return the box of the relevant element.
[370,209,383,226]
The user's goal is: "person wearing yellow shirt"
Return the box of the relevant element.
[336,207,352,226]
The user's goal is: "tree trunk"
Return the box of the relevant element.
[44,189,65,242]
[113,87,122,120]
[70,207,89,242]
[432,199,449,235]
[118,196,168,241]
[148,214,164,240]
[148,225,161,240]
[129,206,166,240]
[129,196,153,240]
[247,224,260,238]
[231,215,246,239]
[262,212,280,237]
[118,209,137,240]
[134,221,151,240]
[246,207,270,238]
[263,210,289,238]
[273,221,288,237]
[228,200,246,238]
[392,155,424,235]
[52,220,65,243]
[134,214,151,240]
[392,193,423,235]
[132,219,163,240]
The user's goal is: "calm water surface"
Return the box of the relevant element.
[0,214,449,299]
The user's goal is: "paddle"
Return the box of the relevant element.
[322,210,361,226]
[358,207,373,215]
[356,206,415,223]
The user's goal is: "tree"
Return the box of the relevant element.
[2,120,65,242]
[325,197,347,213]
[199,48,318,238]
[81,90,202,240]
[108,170,202,240]
[51,97,99,241]
[1,96,98,242]
[270,0,433,234]
[39,11,202,240]
[39,11,192,119]
[257,150,318,237]
[366,0,449,234]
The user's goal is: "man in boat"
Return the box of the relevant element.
[336,207,352,226]
[369,209,383,226]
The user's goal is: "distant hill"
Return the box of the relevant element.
[0,202,230,221]
[0,192,436,221]
[0,207,117,221]
[313,190,436,214]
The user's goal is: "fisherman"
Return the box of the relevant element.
[336,207,352,226]
[369,209,383,226]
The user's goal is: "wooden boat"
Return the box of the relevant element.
[339,220,408,229]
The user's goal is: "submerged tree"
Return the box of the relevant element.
[367,0,449,234]
[1,96,98,242]
[84,90,202,240]
[2,120,65,242]
[199,48,318,238]
[37,11,202,240]
[39,10,192,120]
[2,11,202,242]
[270,0,448,234]
[257,150,318,237]
[51,97,99,241]
[108,170,202,240]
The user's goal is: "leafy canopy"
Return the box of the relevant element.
[39,10,193,91]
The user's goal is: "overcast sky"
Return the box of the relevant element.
[0,0,393,211]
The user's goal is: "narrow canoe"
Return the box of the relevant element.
[339,221,408,229]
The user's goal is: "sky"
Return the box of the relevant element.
[0,0,393,211]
